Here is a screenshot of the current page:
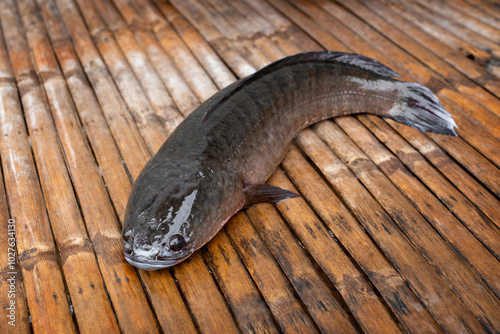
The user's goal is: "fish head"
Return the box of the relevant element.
[122,162,242,270]
[122,168,202,270]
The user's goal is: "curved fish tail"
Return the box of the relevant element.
[388,82,457,136]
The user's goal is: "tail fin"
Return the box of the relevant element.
[389,82,457,136]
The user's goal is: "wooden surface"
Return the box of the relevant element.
[0,0,499,333]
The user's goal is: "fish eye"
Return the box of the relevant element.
[169,234,186,252]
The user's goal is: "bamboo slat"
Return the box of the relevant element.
[41,0,150,177]
[444,0,500,28]
[340,115,500,293]
[280,145,444,334]
[0,3,76,332]
[295,130,488,333]
[135,0,220,102]
[416,0,500,44]
[226,212,322,334]
[0,155,30,333]
[377,117,500,228]
[358,114,500,243]
[35,0,144,214]
[1,0,499,332]
[72,0,168,152]
[92,0,185,128]
[378,0,500,100]
[203,230,280,333]
[313,120,499,330]
[15,0,121,331]
[114,0,202,114]
[246,203,362,334]
[154,0,260,78]
[355,0,500,141]
[386,0,500,68]
[269,169,425,334]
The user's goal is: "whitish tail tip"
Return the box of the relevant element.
[390,82,458,136]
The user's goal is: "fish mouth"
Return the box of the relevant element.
[124,253,191,270]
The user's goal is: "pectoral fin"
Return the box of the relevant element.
[243,183,300,208]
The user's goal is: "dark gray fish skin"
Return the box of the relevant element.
[123,51,457,270]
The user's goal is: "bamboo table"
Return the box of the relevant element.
[0,0,499,333]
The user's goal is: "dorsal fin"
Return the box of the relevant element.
[201,51,401,122]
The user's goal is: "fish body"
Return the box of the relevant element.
[123,51,456,270]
